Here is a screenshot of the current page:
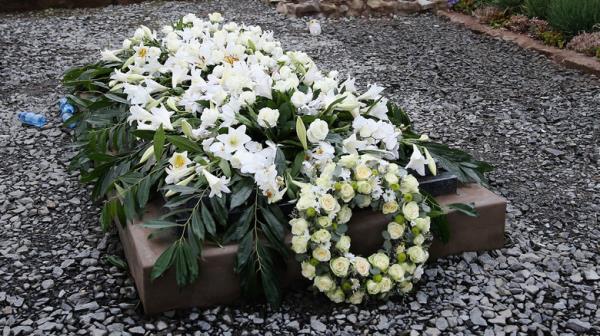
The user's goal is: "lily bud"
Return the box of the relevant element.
[166,96,179,111]
[139,145,155,164]
[423,147,437,176]
[181,119,195,140]
[165,173,196,197]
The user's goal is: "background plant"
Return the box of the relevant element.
[546,0,600,37]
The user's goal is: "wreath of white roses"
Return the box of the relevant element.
[289,153,432,304]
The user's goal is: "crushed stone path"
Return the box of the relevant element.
[1,1,599,335]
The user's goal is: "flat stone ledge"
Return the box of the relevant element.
[437,10,600,78]
[270,0,447,18]
[117,183,506,314]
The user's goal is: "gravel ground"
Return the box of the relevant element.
[1,1,599,335]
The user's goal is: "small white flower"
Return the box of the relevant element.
[201,169,231,198]
[208,12,224,23]
[216,125,251,153]
[306,119,329,143]
[308,19,321,36]
[257,107,280,128]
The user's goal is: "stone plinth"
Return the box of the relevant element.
[117,184,506,314]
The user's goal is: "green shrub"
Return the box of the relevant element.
[493,0,524,11]
[540,30,566,48]
[547,0,600,37]
[524,0,549,18]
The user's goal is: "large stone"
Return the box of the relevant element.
[117,184,506,314]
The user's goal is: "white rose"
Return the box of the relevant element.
[414,217,431,233]
[384,172,399,185]
[330,257,350,277]
[366,280,381,295]
[368,253,390,271]
[208,12,224,23]
[399,281,413,293]
[337,206,352,224]
[387,163,400,174]
[326,287,345,303]
[301,261,316,280]
[340,183,355,202]
[257,107,279,128]
[335,235,351,253]
[291,90,311,108]
[401,262,416,273]
[307,119,329,143]
[400,175,419,194]
[388,264,405,282]
[239,91,256,106]
[355,195,371,208]
[356,181,372,194]
[290,218,308,235]
[387,222,405,240]
[317,216,332,228]
[407,245,428,263]
[313,245,332,262]
[402,202,420,220]
[354,164,372,180]
[379,277,392,293]
[382,200,399,215]
[348,290,365,304]
[291,235,309,254]
[296,194,316,211]
[413,234,425,245]
[314,275,335,292]
[339,154,358,168]
[320,194,339,213]
[311,229,331,244]
[353,257,371,276]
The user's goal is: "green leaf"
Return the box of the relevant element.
[154,125,165,161]
[256,243,282,307]
[166,135,203,153]
[230,179,254,210]
[219,159,232,177]
[143,219,181,229]
[447,202,479,217]
[274,147,287,176]
[151,243,177,281]
[137,175,152,208]
[291,151,305,177]
[295,117,308,150]
[200,203,216,236]
[104,255,127,269]
[105,93,128,104]
[235,230,254,272]
[100,200,112,231]
[191,208,205,240]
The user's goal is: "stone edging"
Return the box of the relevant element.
[270,0,447,17]
[436,10,600,78]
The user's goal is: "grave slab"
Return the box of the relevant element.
[117,183,506,314]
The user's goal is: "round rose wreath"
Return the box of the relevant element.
[289,153,432,304]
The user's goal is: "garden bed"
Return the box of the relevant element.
[118,183,506,314]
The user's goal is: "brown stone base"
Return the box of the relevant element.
[436,10,600,77]
[117,184,506,314]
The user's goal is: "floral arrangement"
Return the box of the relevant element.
[63,13,491,306]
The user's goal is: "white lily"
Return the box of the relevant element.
[405,144,428,176]
[202,169,231,198]
[101,49,122,62]
[216,125,251,153]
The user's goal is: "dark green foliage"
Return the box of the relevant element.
[493,0,524,11]
[539,30,566,47]
[524,0,549,18]
[547,0,600,37]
